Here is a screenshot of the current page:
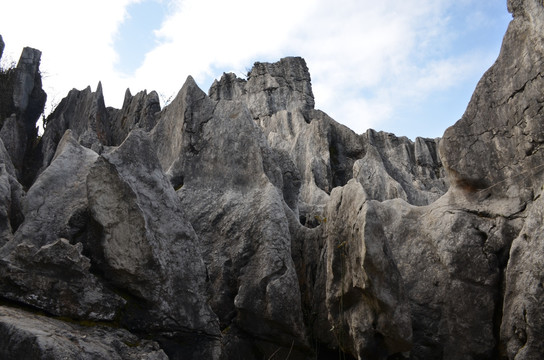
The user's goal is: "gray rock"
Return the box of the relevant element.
[0,238,125,321]
[0,115,27,183]
[256,108,334,220]
[0,305,169,360]
[2,2,544,359]
[209,72,247,101]
[0,46,46,181]
[152,76,309,358]
[107,88,160,146]
[321,180,412,358]
[440,0,544,206]
[0,139,24,247]
[86,129,220,353]
[376,193,516,359]
[244,57,315,119]
[501,184,544,359]
[38,83,109,178]
[6,130,98,250]
[0,131,125,321]
[354,130,448,205]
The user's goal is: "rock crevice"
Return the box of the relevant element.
[1,1,544,358]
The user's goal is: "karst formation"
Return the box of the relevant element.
[0,0,543,359]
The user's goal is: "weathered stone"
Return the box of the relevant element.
[107,88,160,146]
[6,130,98,250]
[86,129,220,355]
[0,238,125,321]
[0,138,24,247]
[152,76,309,358]
[1,2,544,358]
[321,180,412,358]
[440,0,544,206]
[0,131,125,321]
[376,194,516,359]
[0,305,169,360]
[354,130,447,205]
[209,72,247,101]
[0,46,46,181]
[501,184,544,359]
[244,57,315,119]
[38,83,109,178]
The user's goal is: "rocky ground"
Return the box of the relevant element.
[0,0,543,359]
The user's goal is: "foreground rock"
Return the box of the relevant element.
[87,129,220,357]
[152,77,308,359]
[0,306,168,360]
[0,132,125,321]
[1,1,544,358]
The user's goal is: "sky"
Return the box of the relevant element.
[0,0,512,139]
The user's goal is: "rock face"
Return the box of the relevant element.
[0,1,544,359]
[0,44,46,184]
[0,305,169,360]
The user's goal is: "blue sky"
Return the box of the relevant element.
[1,0,511,139]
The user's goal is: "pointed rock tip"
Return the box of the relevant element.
[181,75,205,94]
[184,75,197,87]
[52,129,78,162]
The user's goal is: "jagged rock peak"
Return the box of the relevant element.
[0,42,46,184]
[208,72,247,101]
[209,57,315,119]
[108,87,160,146]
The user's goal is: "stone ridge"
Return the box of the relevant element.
[0,1,544,358]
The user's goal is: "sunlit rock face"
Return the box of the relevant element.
[1,1,544,359]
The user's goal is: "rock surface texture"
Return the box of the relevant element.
[0,1,544,359]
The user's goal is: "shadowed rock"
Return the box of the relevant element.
[0,46,46,183]
[0,2,544,358]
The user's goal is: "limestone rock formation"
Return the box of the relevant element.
[0,44,46,184]
[0,306,169,360]
[440,0,544,205]
[107,88,161,146]
[0,0,544,358]
[38,84,109,177]
[86,129,220,357]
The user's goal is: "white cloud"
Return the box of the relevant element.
[1,0,509,138]
[0,0,137,113]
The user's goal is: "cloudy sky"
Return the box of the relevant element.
[1,0,511,139]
